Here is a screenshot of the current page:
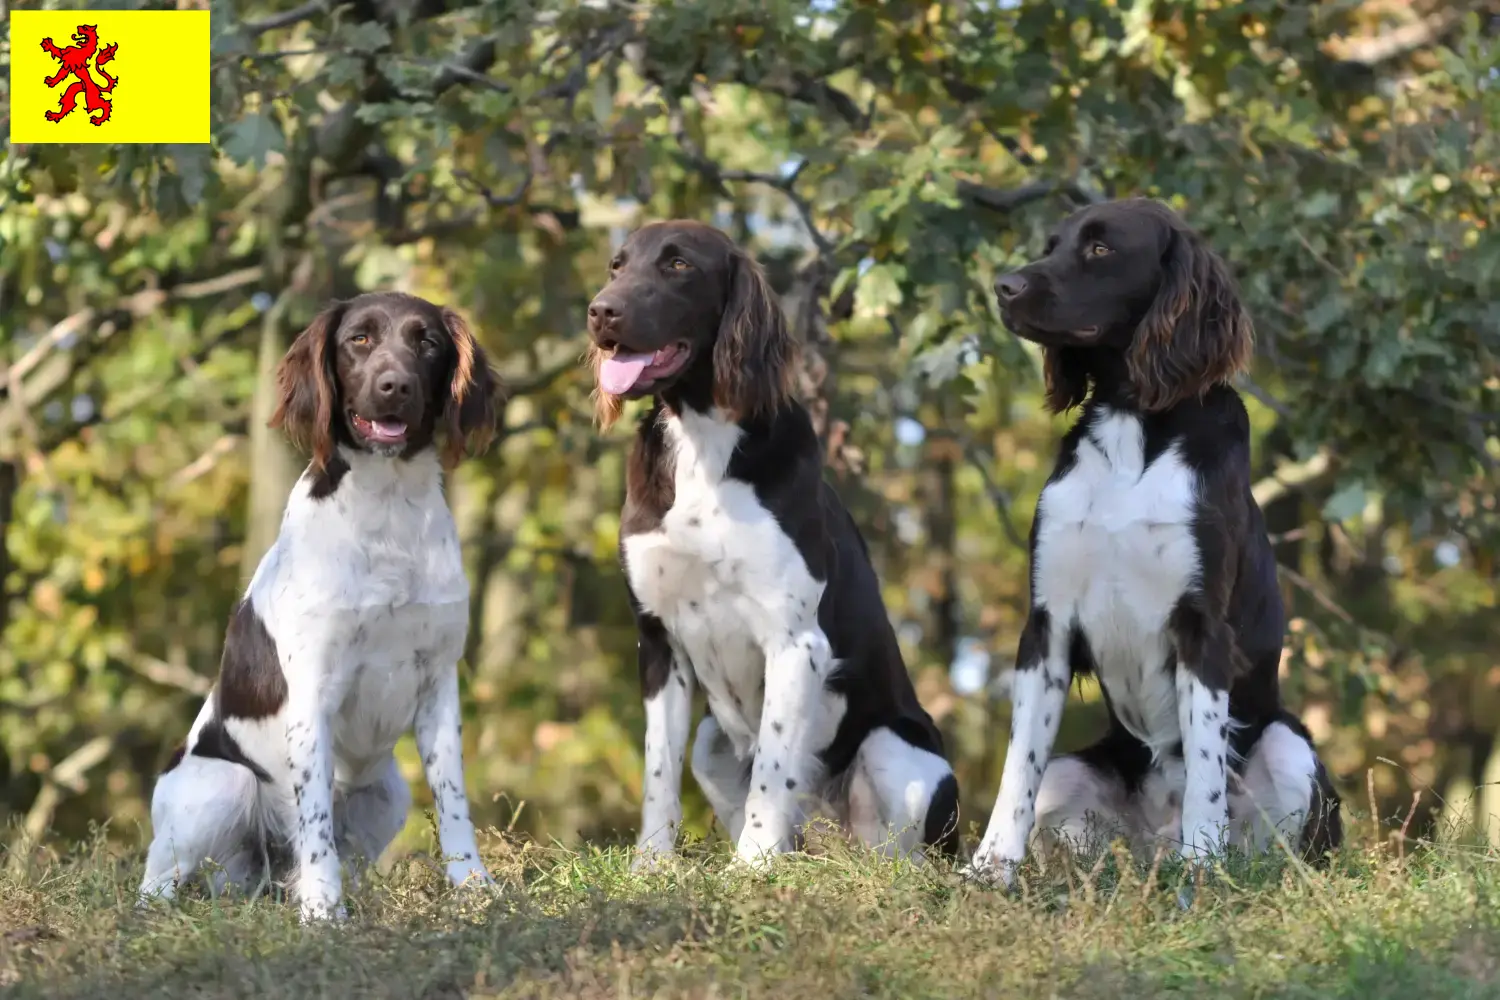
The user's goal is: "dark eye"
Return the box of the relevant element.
[668,257,691,271]
[418,332,439,353]
[1086,242,1112,258]
[1043,236,1059,255]
[608,257,622,273]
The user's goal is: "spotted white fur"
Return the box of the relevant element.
[625,408,842,866]
[138,447,493,920]
[971,409,1237,879]
[624,407,950,867]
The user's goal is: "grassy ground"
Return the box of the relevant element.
[2,819,1498,999]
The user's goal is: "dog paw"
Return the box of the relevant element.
[298,900,347,924]
[446,859,496,890]
[958,855,1018,891]
[629,847,676,875]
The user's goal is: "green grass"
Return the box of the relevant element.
[2,821,1498,999]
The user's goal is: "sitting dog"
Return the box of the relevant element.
[966,198,1341,884]
[587,220,960,868]
[138,292,501,920]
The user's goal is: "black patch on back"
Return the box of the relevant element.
[217,599,288,719]
[191,717,272,783]
[306,452,350,500]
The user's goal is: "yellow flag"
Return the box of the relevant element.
[8,10,211,145]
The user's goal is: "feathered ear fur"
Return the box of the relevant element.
[1128,227,1253,412]
[269,303,345,472]
[440,308,501,466]
[712,250,797,421]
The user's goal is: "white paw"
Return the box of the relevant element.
[298,899,347,924]
[446,859,496,889]
[630,845,676,874]
[1178,823,1226,863]
[733,829,790,871]
[959,853,1018,890]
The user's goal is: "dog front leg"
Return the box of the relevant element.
[414,666,492,889]
[1171,604,1233,861]
[633,613,694,870]
[736,628,833,868]
[286,703,342,921]
[966,608,1069,887]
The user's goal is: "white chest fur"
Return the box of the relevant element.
[623,409,825,758]
[1032,411,1201,758]
[243,448,470,783]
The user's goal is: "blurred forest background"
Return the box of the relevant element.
[0,0,1497,860]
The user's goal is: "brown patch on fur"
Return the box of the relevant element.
[269,304,344,474]
[439,307,501,465]
[1128,228,1254,413]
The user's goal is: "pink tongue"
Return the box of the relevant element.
[599,352,653,395]
[369,419,406,441]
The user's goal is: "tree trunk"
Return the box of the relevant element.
[240,300,303,585]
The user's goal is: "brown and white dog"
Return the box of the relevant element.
[138,292,501,920]
[588,220,960,869]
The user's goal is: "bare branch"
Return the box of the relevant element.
[1326,9,1467,66]
[454,168,534,208]
[962,441,1027,550]
[242,0,328,38]
[2,309,94,387]
[168,434,244,489]
[666,109,834,259]
[1251,448,1335,507]
[956,179,1057,214]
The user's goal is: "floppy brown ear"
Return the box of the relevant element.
[269,303,345,471]
[1127,228,1253,412]
[712,250,797,421]
[440,307,501,466]
[588,342,626,430]
[1042,346,1093,414]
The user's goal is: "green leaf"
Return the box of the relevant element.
[1298,191,1340,219]
[219,113,285,169]
[855,263,904,315]
[344,22,394,54]
[1322,481,1367,523]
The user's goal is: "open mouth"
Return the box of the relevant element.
[596,342,692,396]
[350,413,408,445]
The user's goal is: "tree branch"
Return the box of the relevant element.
[1251,448,1335,507]
[242,0,328,38]
[1325,8,1467,66]
[962,441,1027,550]
[666,108,835,259]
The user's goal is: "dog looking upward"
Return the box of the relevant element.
[588,220,960,868]
[138,292,501,921]
[965,199,1341,885]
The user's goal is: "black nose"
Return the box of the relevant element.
[995,273,1028,301]
[376,370,417,402]
[588,297,620,326]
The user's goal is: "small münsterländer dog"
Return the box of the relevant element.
[138,292,501,920]
[966,199,1341,885]
[586,220,961,869]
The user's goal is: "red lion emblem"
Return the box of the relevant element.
[41,24,118,127]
